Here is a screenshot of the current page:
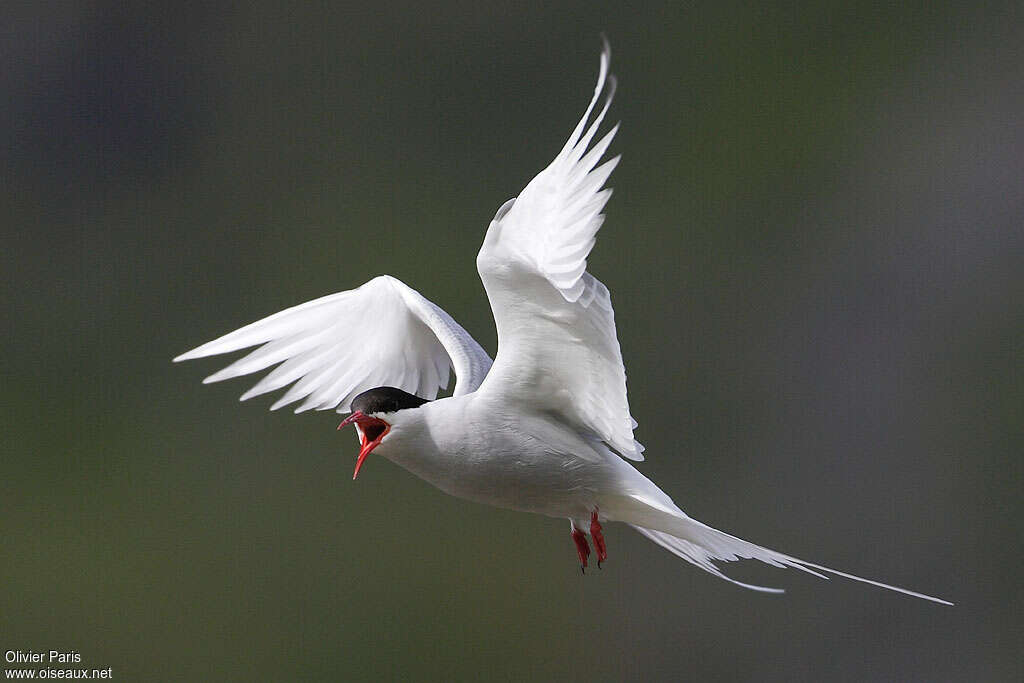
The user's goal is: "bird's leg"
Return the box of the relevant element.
[590,509,607,568]
[570,523,591,573]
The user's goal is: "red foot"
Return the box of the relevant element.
[590,510,607,568]
[571,526,590,573]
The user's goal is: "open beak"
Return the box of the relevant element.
[337,411,390,480]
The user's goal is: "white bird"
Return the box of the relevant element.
[175,42,951,605]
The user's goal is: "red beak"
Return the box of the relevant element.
[338,411,390,480]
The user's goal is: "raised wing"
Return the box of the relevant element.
[476,42,643,460]
[174,275,492,413]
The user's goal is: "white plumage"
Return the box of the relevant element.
[176,42,951,605]
[174,275,492,411]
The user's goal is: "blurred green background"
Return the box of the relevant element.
[2,1,1021,681]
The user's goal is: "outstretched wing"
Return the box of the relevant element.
[174,275,492,413]
[476,41,643,460]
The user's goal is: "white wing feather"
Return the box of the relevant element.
[174,275,492,413]
[476,42,643,460]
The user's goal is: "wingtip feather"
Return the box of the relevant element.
[174,345,214,363]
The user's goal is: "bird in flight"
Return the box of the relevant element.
[175,41,951,605]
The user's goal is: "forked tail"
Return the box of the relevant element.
[620,495,952,605]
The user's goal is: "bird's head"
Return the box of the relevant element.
[338,386,429,480]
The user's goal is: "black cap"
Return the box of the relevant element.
[351,386,429,415]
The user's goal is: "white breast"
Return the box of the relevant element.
[379,393,621,521]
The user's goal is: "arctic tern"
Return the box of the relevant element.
[176,42,951,604]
